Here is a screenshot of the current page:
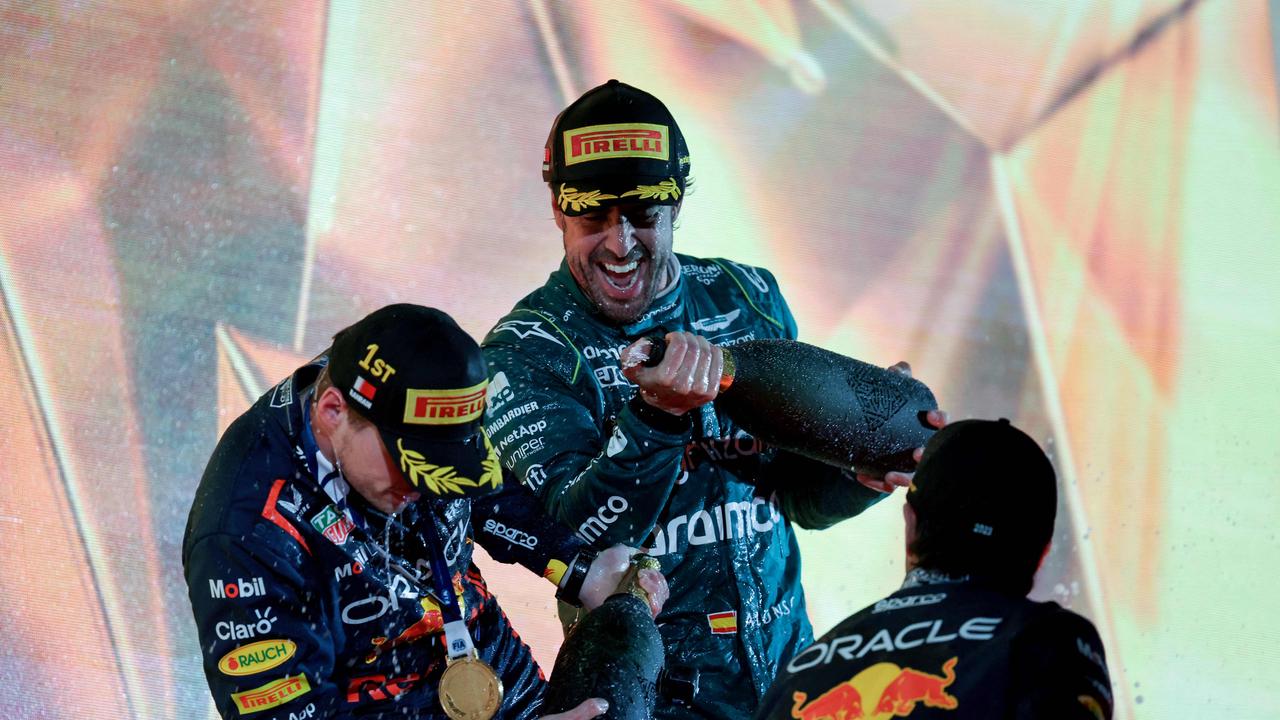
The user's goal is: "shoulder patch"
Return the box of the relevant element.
[262,479,311,555]
[493,319,564,346]
[727,260,770,294]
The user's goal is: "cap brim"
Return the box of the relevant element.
[380,426,503,499]
[554,175,684,216]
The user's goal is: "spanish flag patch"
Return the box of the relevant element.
[707,611,737,635]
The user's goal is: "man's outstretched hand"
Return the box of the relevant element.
[580,545,669,618]
[853,361,949,493]
[621,332,723,416]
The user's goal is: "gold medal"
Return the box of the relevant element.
[438,652,504,720]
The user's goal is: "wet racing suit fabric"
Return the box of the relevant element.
[184,359,587,719]
[481,255,886,718]
[755,570,1114,720]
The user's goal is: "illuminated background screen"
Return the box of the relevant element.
[2,1,1278,717]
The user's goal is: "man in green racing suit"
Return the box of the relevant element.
[481,80,940,718]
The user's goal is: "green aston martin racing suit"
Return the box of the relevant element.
[482,254,886,718]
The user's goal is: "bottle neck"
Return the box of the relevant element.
[718,347,737,392]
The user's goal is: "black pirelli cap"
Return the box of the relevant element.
[906,418,1057,560]
[543,79,691,216]
[328,304,502,499]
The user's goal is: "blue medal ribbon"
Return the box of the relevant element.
[420,519,475,660]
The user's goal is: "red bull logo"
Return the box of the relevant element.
[791,683,863,720]
[790,657,958,719]
[347,672,422,703]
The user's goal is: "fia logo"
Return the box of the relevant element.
[494,319,564,347]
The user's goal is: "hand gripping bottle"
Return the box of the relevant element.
[543,556,665,720]
[643,337,938,474]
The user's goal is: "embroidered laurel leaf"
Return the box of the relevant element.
[422,464,480,495]
[478,434,502,489]
[620,177,681,202]
[397,438,482,494]
[558,184,619,212]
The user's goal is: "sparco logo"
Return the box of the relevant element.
[210,576,266,599]
[216,607,278,641]
[483,519,538,549]
[577,496,629,544]
[872,593,946,614]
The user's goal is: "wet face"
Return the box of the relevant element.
[314,387,421,514]
[329,416,421,514]
[556,200,676,325]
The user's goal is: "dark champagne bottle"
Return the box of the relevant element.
[643,337,938,474]
[543,557,665,720]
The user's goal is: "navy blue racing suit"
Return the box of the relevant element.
[756,570,1114,720]
[184,359,588,719]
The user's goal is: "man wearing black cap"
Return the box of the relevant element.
[482,80,935,718]
[755,419,1114,720]
[185,304,665,720]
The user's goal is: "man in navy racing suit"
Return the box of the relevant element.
[185,304,665,719]
[756,419,1114,719]
[481,80,943,718]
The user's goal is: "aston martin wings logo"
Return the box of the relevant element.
[494,319,564,347]
[691,309,741,333]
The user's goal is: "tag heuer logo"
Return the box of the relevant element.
[310,506,354,545]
